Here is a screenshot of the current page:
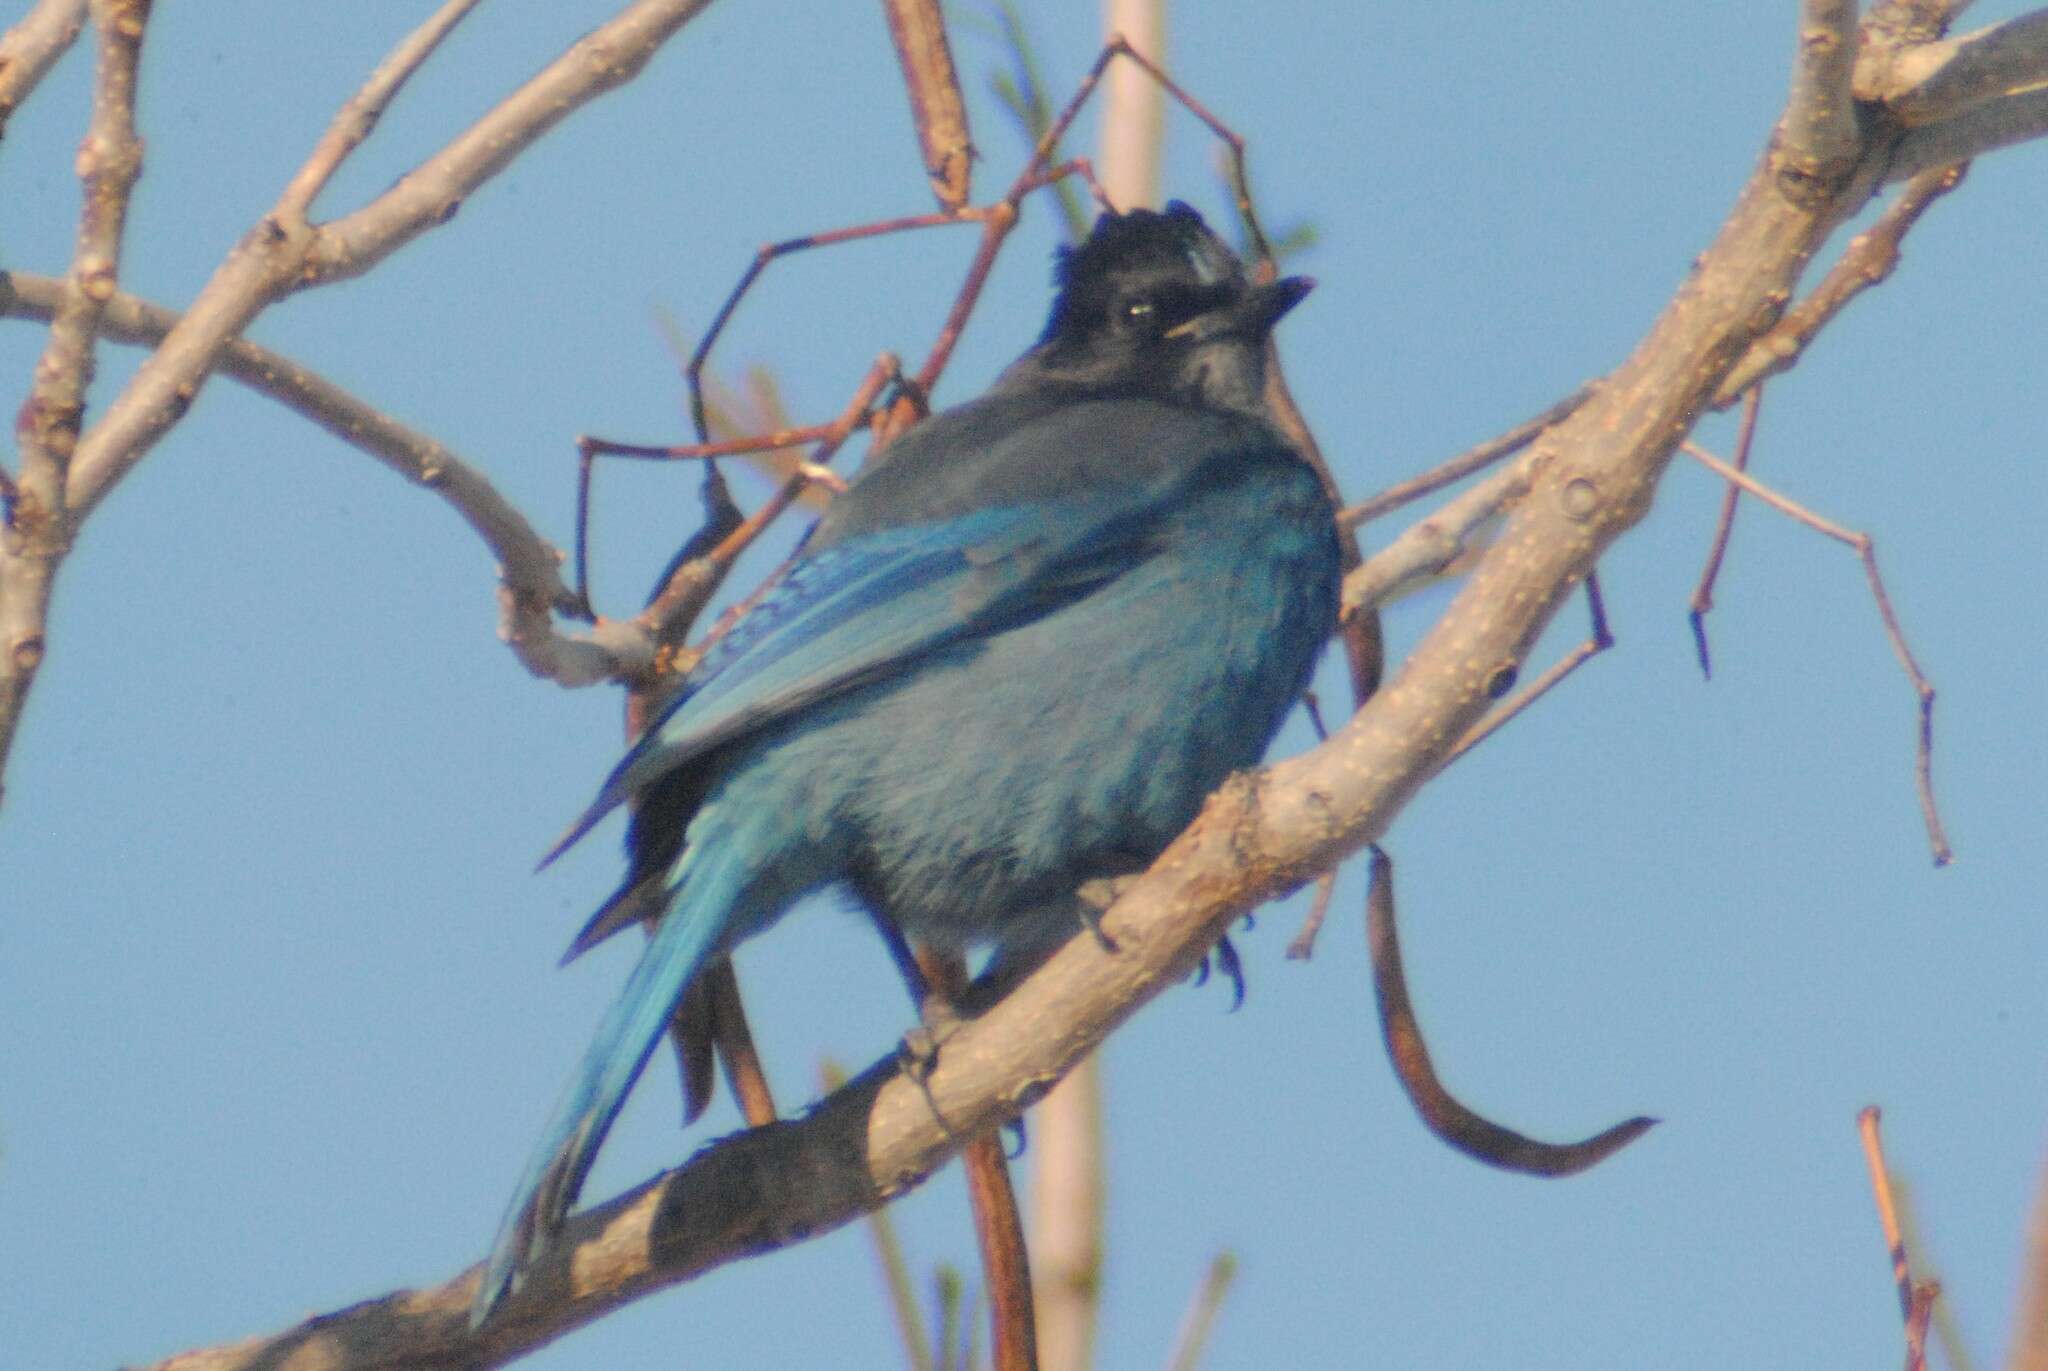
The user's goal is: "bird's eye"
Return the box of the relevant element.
[1121,297,1156,325]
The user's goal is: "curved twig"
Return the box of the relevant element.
[1365,847,1656,1178]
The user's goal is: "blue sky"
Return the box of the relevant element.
[4,4,2045,1368]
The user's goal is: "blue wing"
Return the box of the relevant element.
[540,484,1174,864]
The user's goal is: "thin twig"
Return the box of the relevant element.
[1337,385,1594,531]
[1716,163,1969,405]
[883,0,974,211]
[0,0,86,141]
[1342,461,1533,623]
[823,1058,936,1371]
[1365,846,1656,1176]
[1859,1107,1944,1371]
[1686,385,1766,678]
[1162,1253,1236,1371]
[916,947,1038,1371]
[0,272,643,687]
[1907,1281,1941,1371]
[61,0,718,524]
[1860,1106,1916,1320]
[1441,574,1614,768]
[1680,442,1951,864]
[13,0,148,532]
[706,961,778,1127]
[273,0,486,224]
[632,355,899,654]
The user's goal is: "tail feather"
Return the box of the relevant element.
[471,849,749,1327]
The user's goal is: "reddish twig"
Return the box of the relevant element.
[572,353,901,642]
[1686,384,1766,679]
[1442,573,1614,768]
[1337,385,1595,532]
[1858,1107,1943,1371]
[1366,846,1656,1176]
[1859,1106,1915,1320]
[915,946,1038,1371]
[706,961,778,1127]
[1680,441,1951,864]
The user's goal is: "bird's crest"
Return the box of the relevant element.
[1041,201,1244,343]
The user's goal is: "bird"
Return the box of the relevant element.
[472,200,1342,1324]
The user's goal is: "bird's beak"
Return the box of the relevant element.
[1166,275,1315,342]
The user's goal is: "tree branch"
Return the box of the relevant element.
[62,0,717,523]
[0,0,147,808]
[0,271,661,689]
[1859,7,2048,125]
[273,0,486,225]
[0,0,85,140]
[0,0,718,802]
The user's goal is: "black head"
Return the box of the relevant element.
[1007,201,1311,414]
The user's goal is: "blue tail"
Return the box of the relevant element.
[471,846,752,1326]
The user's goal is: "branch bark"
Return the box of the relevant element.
[0,0,85,140]
[0,0,717,800]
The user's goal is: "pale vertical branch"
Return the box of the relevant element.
[2009,1149,2048,1371]
[1782,0,1861,187]
[0,0,147,809]
[1098,0,1163,211]
[0,0,87,140]
[1028,10,1164,1370]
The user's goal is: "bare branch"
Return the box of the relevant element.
[1100,0,1166,212]
[1162,1254,1236,1371]
[1860,8,2048,126]
[274,0,487,224]
[0,0,86,140]
[1341,460,1530,620]
[883,0,974,210]
[0,273,696,696]
[1716,162,1968,405]
[1859,1107,1944,1371]
[1442,573,1614,768]
[0,0,146,807]
[0,0,719,801]
[1889,83,2048,178]
[1680,442,1951,864]
[300,1,717,285]
[1781,0,1861,188]
[2008,1149,2048,1371]
[62,0,717,524]
[12,0,147,527]
[1687,385,1766,677]
[1336,386,1592,532]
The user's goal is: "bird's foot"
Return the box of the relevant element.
[1075,874,1139,951]
[899,991,965,1081]
[1191,930,1248,1010]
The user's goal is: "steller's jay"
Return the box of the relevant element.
[473,201,1341,1323]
